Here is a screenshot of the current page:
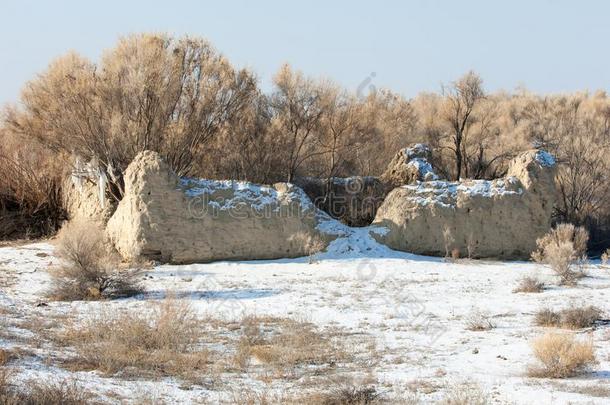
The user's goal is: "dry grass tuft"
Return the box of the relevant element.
[535,308,562,327]
[60,299,210,382]
[532,224,589,286]
[235,315,346,378]
[513,276,545,293]
[534,305,602,329]
[48,220,142,301]
[0,350,10,366]
[439,382,487,405]
[301,385,382,404]
[465,311,495,331]
[528,333,597,378]
[0,372,92,405]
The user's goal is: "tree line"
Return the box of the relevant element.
[1,33,609,249]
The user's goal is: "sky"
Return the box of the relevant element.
[1,0,610,105]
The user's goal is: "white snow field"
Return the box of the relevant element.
[1,227,609,404]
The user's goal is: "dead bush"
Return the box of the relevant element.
[560,306,602,329]
[534,305,602,329]
[48,220,142,300]
[528,333,596,378]
[0,350,9,366]
[513,276,545,293]
[465,311,495,331]
[532,224,589,285]
[601,248,610,265]
[61,299,210,382]
[439,382,487,405]
[0,130,66,240]
[535,308,561,327]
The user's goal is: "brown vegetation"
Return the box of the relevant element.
[465,311,496,331]
[534,305,602,329]
[48,220,142,300]
[234,315,346,379]
[0,370,92,405]
[513,276,545,293]
[2,32,610,246]
[60,299,210,382]
[528,333,597,378]
[532,224,589,285]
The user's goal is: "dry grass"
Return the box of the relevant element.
[552,381,610,398]
[48,220,142,301]
[513,276,545,293]
[534,305,602,329]
[300,385,382,404]
[234,315,347,379]
[528,333,597,378]
[60,299,211,383]
[439,382,487,405]
[0,350,10,366]
[532,224,589,286]
[465,311,495,331]
[0,371,93,405]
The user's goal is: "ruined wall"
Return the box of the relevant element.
[294,144,439,227]
[62,177,116,225]
[372,150,556,259]
[105,151,335,263]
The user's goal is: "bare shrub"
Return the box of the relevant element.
[0,349,9,366]
[442,226,455,259]
[439,382,487,405]
[465,311,495,331]
[528,333,597,378]
[48,220,142,300]
[61,299,209,382]
[306,235,327,264]
[534,308,561,327]
[532,224,589,285]
[0,130,66,240]
[560,306,602,329]
[289,232,326,264]
[535,305,602,329]
[513,276,545,293]
[601,249,610,265]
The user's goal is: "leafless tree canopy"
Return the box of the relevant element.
[2,33,610,249]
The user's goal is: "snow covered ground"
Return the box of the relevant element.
[1,228,609,404]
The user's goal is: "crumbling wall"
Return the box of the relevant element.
[105,151,335,263]
[295,144,439,227]
[372,150,557,259]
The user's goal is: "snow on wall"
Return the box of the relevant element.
[401,177,523,208]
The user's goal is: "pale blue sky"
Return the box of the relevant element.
[1,0,609,105]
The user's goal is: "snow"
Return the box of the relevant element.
[535,150,556,167]
[1,236,609,404]
[401,177,523,208]
[401,144,439,181]
[179,178,315,212]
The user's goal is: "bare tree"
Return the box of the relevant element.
[5,33,257,201]
[269,64,326,182]
[441,71,485,180]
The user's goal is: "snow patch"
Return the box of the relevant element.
[535,150,556,167]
